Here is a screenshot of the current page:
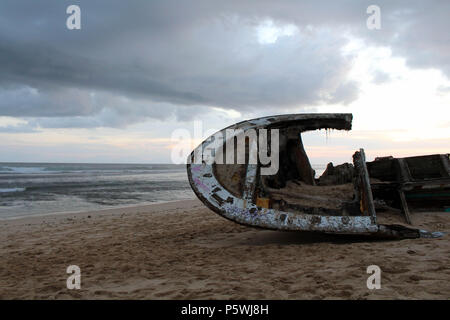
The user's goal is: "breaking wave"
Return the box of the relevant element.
[0,187,26,193]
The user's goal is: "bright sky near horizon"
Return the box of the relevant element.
[0,1,449,164]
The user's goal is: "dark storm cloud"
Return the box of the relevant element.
[0,0,448,129]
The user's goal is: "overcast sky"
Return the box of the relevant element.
[0,0,449,163]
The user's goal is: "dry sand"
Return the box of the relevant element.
[0,199,449,299]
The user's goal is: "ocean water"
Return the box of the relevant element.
[0,162,326,219]
[0,163,194,219]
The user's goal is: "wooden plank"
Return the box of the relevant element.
[398,189,412,225]
[397,158,413,182]
[353,149,377,224]
[401,178,450,191]
[440,154,450,177]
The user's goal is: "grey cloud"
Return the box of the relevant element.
[355,1,450,76]
[325,81,360,105]
[371,71,391,84]
[0,123,38,133]
[23,99,212,129]
[0,0,448,129]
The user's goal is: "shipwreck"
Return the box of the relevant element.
[187,113,448,239]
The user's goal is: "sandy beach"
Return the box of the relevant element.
[0,199,449,299]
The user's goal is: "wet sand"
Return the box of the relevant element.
[0,200,449,299]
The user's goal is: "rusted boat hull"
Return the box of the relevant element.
[187,113,443,239]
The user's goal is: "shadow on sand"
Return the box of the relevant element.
[243,229,399,246]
